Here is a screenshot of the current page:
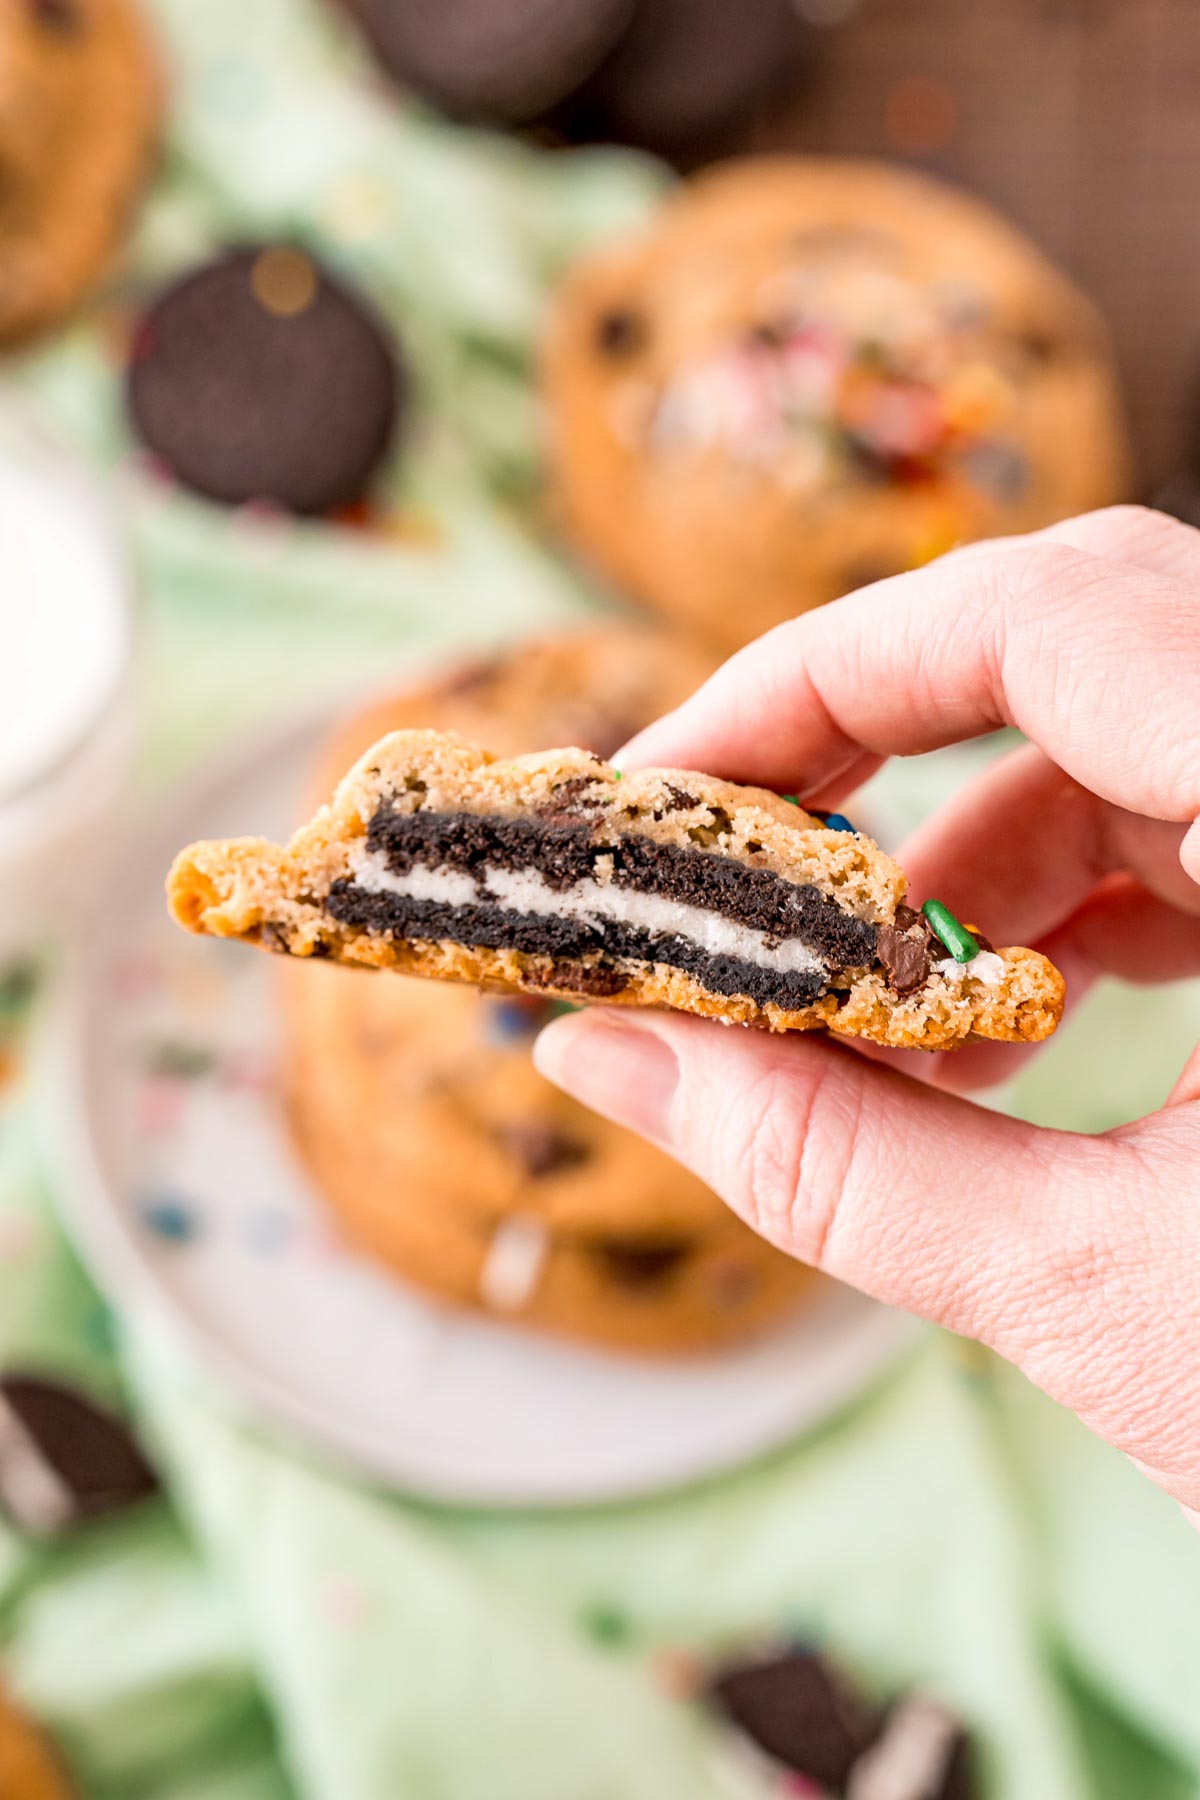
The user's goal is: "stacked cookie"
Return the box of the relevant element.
[281,629,818,1352]
[542,158,1130,654]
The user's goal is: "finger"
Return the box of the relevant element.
[935,505,1200,583]
[897,744,1200,948]
[618,533,1200,826]
[1030,504,1200,583]
[535,1008,1200,1508]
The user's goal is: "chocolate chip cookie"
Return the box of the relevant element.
[168,730,1065,1051]
[542,158,1130,655]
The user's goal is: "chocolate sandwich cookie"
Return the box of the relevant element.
[0,1374,158,1537]
[543,157,1129,655]
[705,1644,976,1799]
[0,1683,73,1800]
[127,246,403,513]
[0,0,158,345]
[168,730,1065,1051]
[279,629,814,1352]
[347,0,634,127]
[557,0,812,159]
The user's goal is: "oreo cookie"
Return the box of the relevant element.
[349,0,634,126]
[0,1374,159,1536]
[709,1646,881,1788]
[558,0,814,158]
[847,1696,976,1800]
[127,246,403,514]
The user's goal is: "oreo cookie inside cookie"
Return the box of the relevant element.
[127,246,403,513]
[0,1374,159,1536]
[325,803,879,1015]
[350,0,634,125]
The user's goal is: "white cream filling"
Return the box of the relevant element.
[350,849,828,981]
[846,1696,959,1800]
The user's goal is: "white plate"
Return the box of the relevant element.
[51,705,917,1506]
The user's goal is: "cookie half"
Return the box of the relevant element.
[168,732,1064,1051]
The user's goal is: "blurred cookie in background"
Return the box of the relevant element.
[543,158,1130,656]
[0,0,158,346]
[126,245,405,514]
[0,1680,73,1799]
[282,627,819,1353]
[340,0,815,161]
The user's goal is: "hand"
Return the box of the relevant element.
[534,507,1200,1518]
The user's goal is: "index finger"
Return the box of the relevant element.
[620,533,1200,826]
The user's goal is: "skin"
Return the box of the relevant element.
[534,506,1200,1523]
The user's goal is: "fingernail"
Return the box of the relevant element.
[533,1012,679,1144]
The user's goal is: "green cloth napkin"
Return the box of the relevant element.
[3,1,1200,1794]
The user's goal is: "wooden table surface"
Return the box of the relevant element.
[749,0,1200,496]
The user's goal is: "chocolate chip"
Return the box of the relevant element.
[31,0,80,32]
[499,1123,589,1179]
[0,1375,158,1537]
[663,785,698,811]
[748,318,791,350]
[1018,328,1061,365]
[594,307,646,358]
[591,1236,691,1288]
[875,922,932,997]
[710,1647,881,1787]
[536,776,606,828]
[528,958,628,998]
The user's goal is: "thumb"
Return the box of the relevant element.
[534,1009,1200,1509]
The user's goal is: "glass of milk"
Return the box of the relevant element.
[0,401,137,970]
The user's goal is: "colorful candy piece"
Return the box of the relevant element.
[921,899,979,963]
[796,804,858,834]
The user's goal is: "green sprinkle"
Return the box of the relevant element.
[781,794,802,806]
[612,770,623,781]
[921,899,979,964]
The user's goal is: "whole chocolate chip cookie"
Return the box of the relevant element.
[127,245,403,513]
[542,158,1130,655]
[0,0,158,345]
